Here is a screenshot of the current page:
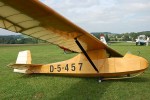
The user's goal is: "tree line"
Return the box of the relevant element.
[0,31,150,44]
[91,31,150,42]
[0,35,46,44]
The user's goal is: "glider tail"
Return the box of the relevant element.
[13,50,32,73]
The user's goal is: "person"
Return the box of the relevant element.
[135,39,139,45]
[146,37,149,46]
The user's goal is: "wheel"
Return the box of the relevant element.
[98,79,102,83]
[98,77,103,83]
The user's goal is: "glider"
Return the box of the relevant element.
[0,0,148,81]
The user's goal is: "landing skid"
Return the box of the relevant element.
[98,72,144,82]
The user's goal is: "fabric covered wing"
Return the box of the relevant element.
[0,0,122,57]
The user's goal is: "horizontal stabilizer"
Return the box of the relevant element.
[9,64,42,74]
[14,69,27,73]
[10,64,42,69]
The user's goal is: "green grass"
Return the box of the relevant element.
[0,43,150,100]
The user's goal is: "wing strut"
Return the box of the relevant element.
[75,38,99,73]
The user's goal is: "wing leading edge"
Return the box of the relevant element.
[0,0,122,57]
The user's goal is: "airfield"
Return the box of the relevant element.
[0,42,150,99]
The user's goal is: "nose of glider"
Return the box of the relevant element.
[124,53,149,70]
[140,57,149,70]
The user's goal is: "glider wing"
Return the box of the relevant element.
[0,0,122,57]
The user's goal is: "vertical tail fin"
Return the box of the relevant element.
[16,50,32,64]
[14,50,32,73]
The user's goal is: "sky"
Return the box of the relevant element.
[0,0,150,35]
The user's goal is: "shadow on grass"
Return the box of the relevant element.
[20,74,111,99]
[19,74,150,99]
[51,77,149,100]
[52,80,110,100]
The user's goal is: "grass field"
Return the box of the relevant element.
[0,43,150,100]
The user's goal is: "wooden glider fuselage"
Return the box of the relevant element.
[0,0,149,79]
[11,49,148,78]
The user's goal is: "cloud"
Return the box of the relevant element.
[41,0,150,33]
